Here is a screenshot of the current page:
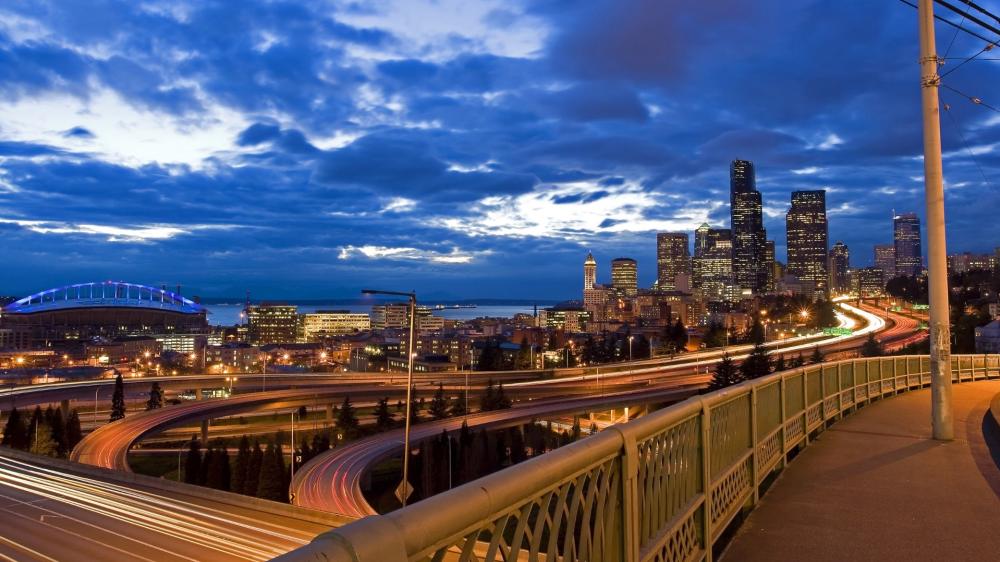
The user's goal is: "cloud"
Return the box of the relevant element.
[337,244,491,264]
[0,218,240,243]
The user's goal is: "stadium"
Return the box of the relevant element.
[0,281,208,349]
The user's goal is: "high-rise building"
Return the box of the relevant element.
[656,232,691,290]
[764,240,776,293]
[610,258,638,298]
[785,190,829,299]
[854,267,885,298]
[829,241,850,294]
[693,228,734,302]
[245,303,299,345]
[301,310,371,340]
[894,212,922,277]
[584,252,597,291]
[694,223,711,258]
[874,244,896,284]
[730,160,768,293]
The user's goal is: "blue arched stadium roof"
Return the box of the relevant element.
[2,281,206,315]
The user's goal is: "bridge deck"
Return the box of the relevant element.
[723,380,1000,562]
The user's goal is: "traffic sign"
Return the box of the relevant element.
[395,480,414,504]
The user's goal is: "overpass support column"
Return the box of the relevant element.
[195,387,203,400]
[918,0,953,440]
[201,419,209,444]
[60,399,70,418]
[326,403,334,424]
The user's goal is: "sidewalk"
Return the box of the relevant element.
[723,380,1000,562]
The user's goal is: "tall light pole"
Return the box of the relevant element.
[918,0,953,440]
[363,288,417,506]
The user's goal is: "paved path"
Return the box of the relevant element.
[724,380,1000,562]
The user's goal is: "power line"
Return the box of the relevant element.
[940,82,1000,113]
[934,0,1000,38]
[940,43,995,77]
[941,96,996,191]
[897,0,1000,46]
[954,0,1000,26]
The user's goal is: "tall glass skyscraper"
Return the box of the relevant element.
[730,160,768,293]
[829,241,850,294]
[893,213,922,277]
[656,232,691,290]
[611,257,638,298]
[786,190,829,299]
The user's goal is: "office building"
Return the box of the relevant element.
[371,303,410,330]
[829,241,850,294]
[786,190,829,299]
[854,267,885,298]
[584,252,597,291]
[693,228,734,302]
[764,240,776,293]
[874,244,896,284]
[656,233,691,290]
[894,212,922,277]
[610,258,638,298]
[301,310,371,340]
[730,160,768,293]
[245,303,299,345]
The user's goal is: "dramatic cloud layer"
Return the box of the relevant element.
[1,0,999,299]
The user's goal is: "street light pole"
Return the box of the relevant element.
[918,0,953,440]
[363,288,417,506]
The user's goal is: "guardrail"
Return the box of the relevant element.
[274,354,1000,562]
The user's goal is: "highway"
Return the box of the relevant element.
[0,453,329,561]
[291,301,905,518]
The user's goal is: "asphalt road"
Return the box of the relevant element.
[0,454,328,562]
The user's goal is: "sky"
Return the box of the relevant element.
[1,0,1000,301]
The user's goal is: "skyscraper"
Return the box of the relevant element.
[764,240,776,293]
[894,213,922,277]
[656,232,691,290]
[874,244,896,284]
[829,241,850,294]
[786,190,829,298]
[584,252,596,291]
[610,258,638,298]
[693,228,734,302]
[730,160,768,293]
[694,223,711,258]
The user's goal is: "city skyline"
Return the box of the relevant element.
[1,1,999,300]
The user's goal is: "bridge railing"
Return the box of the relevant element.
[275,354,1000,562]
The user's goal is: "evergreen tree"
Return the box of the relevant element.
[480,379,498,411]
[29,421,58,456]
[44,406,67,456]
[791,352,805,368]
[703,321,727,348]
[232,436,251,495]
[773,354,787,373]
[590,422,599,435]
[299,437,312,464]
[206,446,231,491]
[256,443,287,501]
[374,397,394,430]
[65,409,82,451]
[335,395,359,435]
[571,417,581,441]
[145,382,164,410]
[860,333,884,357]
[2,408,28,450]
[428,384,449,420]
[495,383,512,409]
[183,437,202,485]
[810,346,825,364]
[748,319,766,345]
[671,319,689,351]
[310,433,330,458]
[409,392,421,425]
[244,440,263,495]
[740,342,772,380]
[708,354,742,391]
[449,393,467,417]
[200,445,213,485]
[110,374,126,421]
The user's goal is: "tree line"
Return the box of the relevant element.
[2,405,83,457]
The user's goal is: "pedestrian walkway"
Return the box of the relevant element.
[723,380,1000,562]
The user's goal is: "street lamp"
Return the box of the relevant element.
[362,288,417,507]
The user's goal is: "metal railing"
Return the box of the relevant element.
[275,354,1000,562]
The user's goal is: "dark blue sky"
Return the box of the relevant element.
[1,0,999,300]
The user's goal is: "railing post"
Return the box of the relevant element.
[802,369,809,445]
[612,427,640,562]
[700,399,713,562]
[779,376,787,470]
[750,386,759,505]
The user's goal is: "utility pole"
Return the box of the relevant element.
[918,0,953,440]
